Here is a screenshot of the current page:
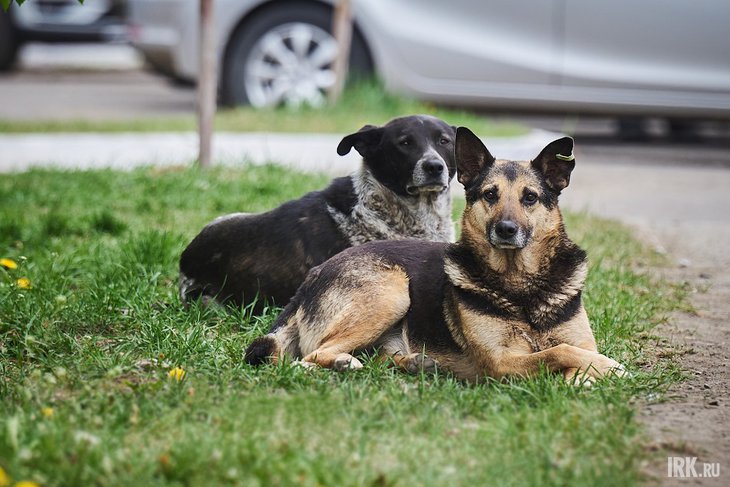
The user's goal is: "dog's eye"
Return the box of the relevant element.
[523,192,538,205]
[439,137,451,145]
[399,138,410,146]
[483,190,498,203]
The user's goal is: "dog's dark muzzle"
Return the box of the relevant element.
[496,221,518,239]
[407,159,449,195]
[422,160,445,177]
[489,220,528,249]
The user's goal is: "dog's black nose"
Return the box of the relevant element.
[495,220,518,239]
[423,160,444,176]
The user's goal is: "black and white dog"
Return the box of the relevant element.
[179,115,456,312]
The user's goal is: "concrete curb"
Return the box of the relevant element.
[0,129,564,176]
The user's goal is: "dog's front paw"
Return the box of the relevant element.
[402,353,438,374]
[563,367,596,387]
[292,360,318,370]
[588,354,628,379]
[333,354,363,371]
[605,360,628,378]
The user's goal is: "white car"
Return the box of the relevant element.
[127,0,730,118]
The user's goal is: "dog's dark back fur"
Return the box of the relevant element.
[180,115,456,312]
[180,177,357,308]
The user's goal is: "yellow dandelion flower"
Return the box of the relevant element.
[41,407,54,418]
[14,481,40,487]
[168,367,186,381]
[0,258,18,270]
[16,278,31,289]
[0,466,10,487]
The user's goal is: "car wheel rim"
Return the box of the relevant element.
[243,22,338,108]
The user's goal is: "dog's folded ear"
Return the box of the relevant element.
[455,127,495,187]
[531,137,576,193]
[337,124,383,157]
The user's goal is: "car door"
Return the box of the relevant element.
[357,0,561,107]
[560,0,730,115]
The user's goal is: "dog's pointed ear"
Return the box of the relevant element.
[337,124,382,157]
[531,137,576,193]
[455,127,495,187]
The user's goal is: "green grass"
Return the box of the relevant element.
[0,81,525,136]
[0,166,682,486]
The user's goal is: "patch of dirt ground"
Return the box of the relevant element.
[639,224,730,485]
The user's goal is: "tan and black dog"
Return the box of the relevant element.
[244,127,625,383]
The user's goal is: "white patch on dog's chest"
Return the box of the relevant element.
[328,170,454,245]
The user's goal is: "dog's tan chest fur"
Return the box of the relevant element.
[449,300,596,380]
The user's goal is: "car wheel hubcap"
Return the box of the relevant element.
[244,22,338,108]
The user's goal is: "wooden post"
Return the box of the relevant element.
[198,0,217,168]
[328,0,352,104]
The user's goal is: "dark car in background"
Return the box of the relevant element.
[0,0,127,71]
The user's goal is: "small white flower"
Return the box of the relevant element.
[74,431,101,447]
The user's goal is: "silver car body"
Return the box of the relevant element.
[12,0,127,41]
[128,0,730,117]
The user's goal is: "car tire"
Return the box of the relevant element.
[667,119,701,142]
[616,117,649,141]
[221,2,373,107]
[0,10,20,72]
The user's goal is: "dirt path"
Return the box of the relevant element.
[638,224,730,485]
[562,156,730,485]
